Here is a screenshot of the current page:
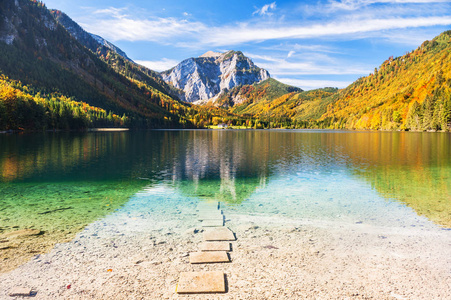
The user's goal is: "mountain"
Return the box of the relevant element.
[211,31,451,131]
[49,10,130,61]
[319,30,451,131]
[213,78,302,109]
[0,0,193,130]
[160,50,270,103]
[49,9,183,101]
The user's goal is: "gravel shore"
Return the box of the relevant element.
[1,194,450,300]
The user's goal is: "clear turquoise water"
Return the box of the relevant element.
[0,130,450,257]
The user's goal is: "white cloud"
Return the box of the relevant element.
[378,28,442,46]
[263,43,342,54]
[287,50,295,58]
[80,7,206,42]
[92,7,128,17]
[246,52,371,76]
[253,2,277,16]
[80,4,451,49]
[135,58,179,72]
[275,77,351,90]
[201,16,451,46]
[328,0,451,11]
[258,60,370,76]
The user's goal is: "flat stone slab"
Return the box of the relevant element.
[203,227,236,241]
[198,210,222,215]
[189,251,230,264]
[197,209,222,214]
[196,202,219,210]
[198,214,224,222]
[201,219,224,227]
[200,241,231,252]
[176,271,226,294]
[9,287,32,297]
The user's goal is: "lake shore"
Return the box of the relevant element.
[1,200,450,299]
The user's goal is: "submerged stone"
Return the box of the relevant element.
[196,202,219,210]
[198,213,224,221]
[201,219,224,227]
[1,229,42,239]
[197,209,222,214]
[176,271,226,294]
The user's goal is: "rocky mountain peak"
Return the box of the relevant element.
[199,51,222,58]
[160,51,270,103]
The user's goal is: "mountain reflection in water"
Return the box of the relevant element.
[0,131,449,256]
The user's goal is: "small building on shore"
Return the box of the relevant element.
[217,123,228,129]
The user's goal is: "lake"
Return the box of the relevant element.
[1,130,450,274]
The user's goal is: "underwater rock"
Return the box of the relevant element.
[1,229,43,239]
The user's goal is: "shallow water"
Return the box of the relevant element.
[0,130,450,271]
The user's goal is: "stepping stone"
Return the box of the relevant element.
[197,216,224,221]
[9,287,33,297]
[197,209,222,214]
[196,202,219,210]
[200,241,231,252]
[201,219,224,227]
[189,251,230,264]
[176,271,226,294]
[198,213,224,221]
[203,227,236,241]
[198,210,223,216]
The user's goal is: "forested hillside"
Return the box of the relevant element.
[0,75,126,130]
[50,10,183,101]
[320,31,451,131]
[0,0,194,130]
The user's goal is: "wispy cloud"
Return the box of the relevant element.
[256,59,370,76]
[92,7,128,17]
[253,2,277,16]
[201,16,451,46]
[80,7,206,42]
[135,58,179,72]
[328,0,451,11]
[262,43,342,54]
[80,3,451,48]
[245,52,371,77]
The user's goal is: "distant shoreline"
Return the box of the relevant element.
[2,127,450,134]
[87,128,129,132]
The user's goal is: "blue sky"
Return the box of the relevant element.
[41,0,451,90]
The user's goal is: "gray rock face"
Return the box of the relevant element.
[160,51,270,103]
[90,34,131,61]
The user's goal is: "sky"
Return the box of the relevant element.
[41,0,451,90]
